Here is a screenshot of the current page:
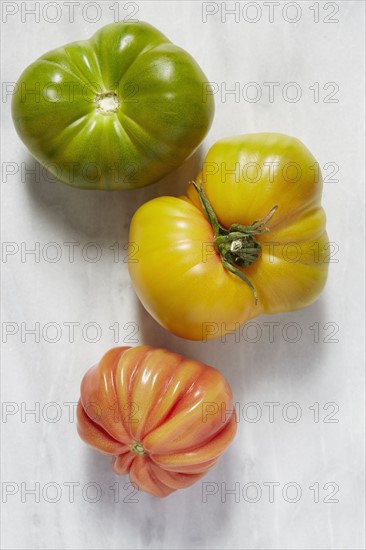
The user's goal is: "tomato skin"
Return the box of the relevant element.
[129,196,255,338]
[77,346,237,498]
[129,133,329,340]
[11,21,214,190]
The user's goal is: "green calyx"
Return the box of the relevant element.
[192,182,278,304]
[131,441,147,456]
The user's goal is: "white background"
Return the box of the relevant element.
[1,1,365,549]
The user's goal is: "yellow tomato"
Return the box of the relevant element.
[129,133,329,340]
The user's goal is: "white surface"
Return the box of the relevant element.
[1,2,365,549]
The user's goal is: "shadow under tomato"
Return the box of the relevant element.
[79,420,238,545]
[136,292,328,398]
[23,146,205,242]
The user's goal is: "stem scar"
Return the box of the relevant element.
[191,181,278,304]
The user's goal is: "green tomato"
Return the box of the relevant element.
[12,21,214,190]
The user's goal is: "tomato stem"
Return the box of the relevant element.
[192,182,278,304]
[131,441,147,456]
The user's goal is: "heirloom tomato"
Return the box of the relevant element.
[77,346,237,498]
[129,133,329,340]
[12,21,214,190]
